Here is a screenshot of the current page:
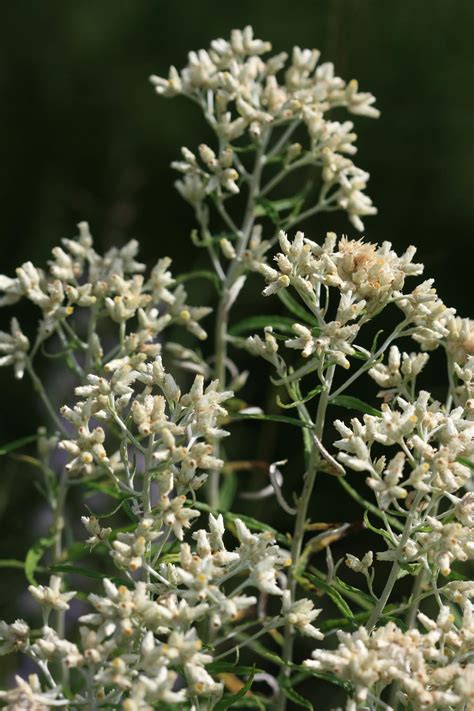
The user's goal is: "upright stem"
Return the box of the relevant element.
[365,490,423,631]
[143,435,155,585]
[276,364,336,711]
[85,305,98,375]
[143,435,155,515]
[52,463,69,684]
[209,132,270,508]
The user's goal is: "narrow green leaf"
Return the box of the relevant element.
[276,290,319,327]
[85,497,133,520]
[293,665,353,692]
[442,569,468,582]
[363,510,396,544]
[25,536,55,585]
[0,434,38,456]
[219,471,238,511]
[49,564,130,587]
[277,385,323,409]
[338,477,404,532]
[333,578,375,610]
[231,698,268,709]
[254,197,281,223]
[371,329,385,353]
[303,571,355,621]
[281,684,313,710]
[320,611,371,631]
[175,269,220,291]
[207,663,263,676]
[214,668,256,710]
[65,542,96,561]
[79,479,124,499]
[255,197,299,216]
[229,315,297,337]
[332,395,382,417]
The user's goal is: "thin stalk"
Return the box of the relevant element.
[266,120,300,159]
[330,320,410,401]
[366,490,423,631]
[52,466,69,684]
[276,364,336,711]
[143,435,155,585]
[26,361,68,437]
[338,476,404,533]
[284,195,338,231]
[260,155,312,198]
[143,435,155,514]
[209,131,270,508]
[213,622,283,661]
[85,304,98,374]
[56,325,85,379]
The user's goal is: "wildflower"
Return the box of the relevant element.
[32,626,82,668]
[285,320,359,368]
[28,576,76,612]
[282,591,323,639]
[111,517,159,572]
[59,424,110,476]
[81,516,112,548]
[185,662,223,697]
[152,27,379,230]
[345,551,373,575]
[0,317,29,379]
[0,674,63,710]
[0,620,30,655]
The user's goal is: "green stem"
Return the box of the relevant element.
[338,477,404,532]
[365,491,423,632]
[26,361,68,436]
[276,364,336,711]
[330,319,410,401]
[52,465,69,685]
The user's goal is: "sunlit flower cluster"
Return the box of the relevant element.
[0,25,472,711]
[0,222,210,384]
[305,604,474,710]
[151,26,379,232]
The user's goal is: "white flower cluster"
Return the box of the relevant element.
[0,222,211,383]
[247,231,425,376]
[369,344,429,399]
[0,26,473,711]
[260,231,422,309]
[305,604,474,710]
[172,144,240,204]
[151,26,379,231]
[334,391,474,574]
[0,513,322,708]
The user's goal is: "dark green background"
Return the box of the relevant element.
[0,0,472,703]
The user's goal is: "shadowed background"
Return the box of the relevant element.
[0,0,473,704]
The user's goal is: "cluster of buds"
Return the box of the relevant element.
[151,26,379,231]
[173,144,240,205]
[305,604,474,710]
[0,222,211,384]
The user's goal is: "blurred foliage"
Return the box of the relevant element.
[0,0,473,704]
